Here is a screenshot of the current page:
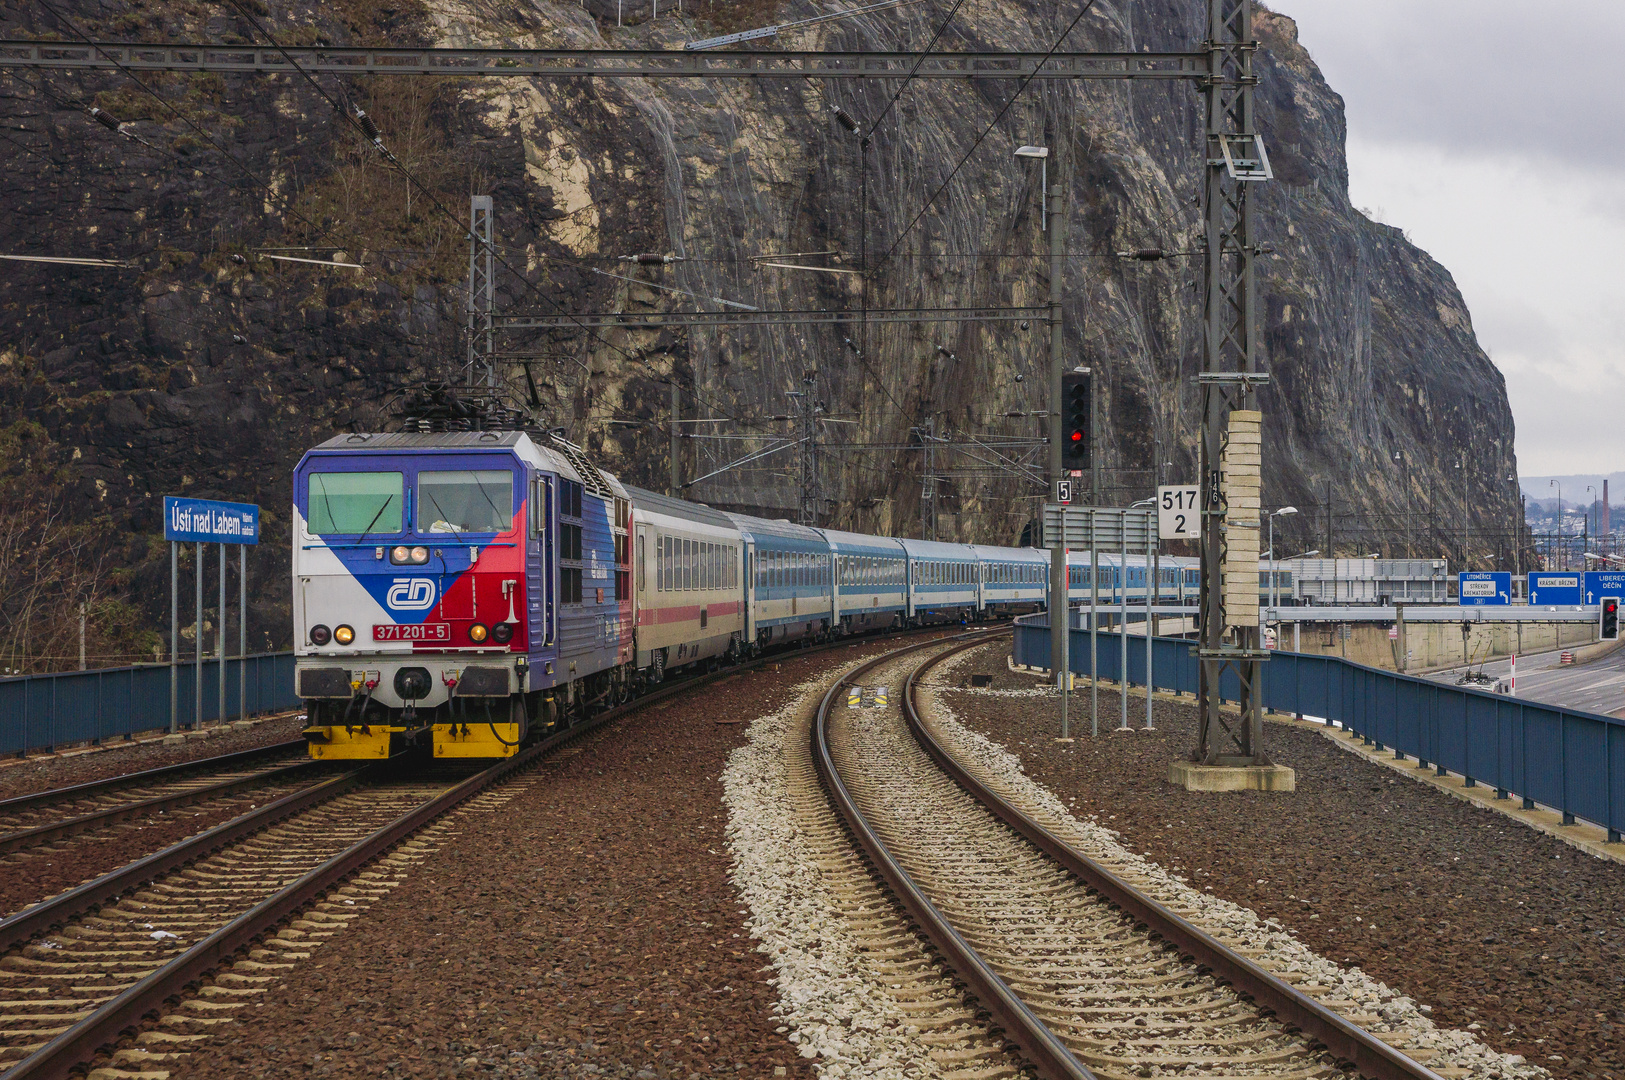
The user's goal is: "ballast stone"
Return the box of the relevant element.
[1170,760,1296,792]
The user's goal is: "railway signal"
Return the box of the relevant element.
[1603,597,1619,640]
[1060,371,1090,469]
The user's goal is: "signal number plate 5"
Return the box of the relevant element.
[373,623,450,642]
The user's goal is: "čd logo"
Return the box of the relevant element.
[386,578,436,611]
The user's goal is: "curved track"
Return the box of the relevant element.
[814,634,1447,1080]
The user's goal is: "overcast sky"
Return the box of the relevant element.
[1275,0,1625,478]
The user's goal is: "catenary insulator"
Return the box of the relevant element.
[1132,248,1165,260]
[829,105,859,134]
[88,107,121,132]
[354,108,381,142]
[230,254,247,265]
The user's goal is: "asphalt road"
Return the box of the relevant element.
[1424,643,1625,716]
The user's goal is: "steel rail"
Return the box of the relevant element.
[0,768,368,957]
[0,758,325,854]
[0,739,307,818]
[902,636,1448,1080]
[812,630,1094,1080]
[0,40,1205,80]
[2,621,975,1078]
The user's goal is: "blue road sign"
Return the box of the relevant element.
[1583,571,1625,605]
[1458,571,1511,606]
[164,497,260,545]
[1528,571,1584,606]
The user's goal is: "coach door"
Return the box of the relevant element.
[743,540,757,641]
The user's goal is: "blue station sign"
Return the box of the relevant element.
[1457,571,1511,606]
[1583,571,1625,605]
[164,497,260,545]
[1527,571,1584,606]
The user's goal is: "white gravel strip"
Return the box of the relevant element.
[721,669,950,1080]
[924,647,1549,1080]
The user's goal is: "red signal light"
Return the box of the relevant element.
[1069,431,1083,442]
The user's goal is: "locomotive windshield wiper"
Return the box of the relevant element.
[353,496,393,545]
[425,490,465,542]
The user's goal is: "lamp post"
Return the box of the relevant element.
[1015,145,1049,228]
[1587,485,1597,564]
[1267,506,1298,610]
[1393,449,1411,558]
[1456,451,1468,570]
[1550,479,1563,570]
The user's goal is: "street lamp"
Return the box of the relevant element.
[1550,479,1563,570]
[1268,507,1298,609]
[1587,484,1598,561]
[1455,452,1468,570]
[1015,145,1049,227]
[1393,449,1410,558]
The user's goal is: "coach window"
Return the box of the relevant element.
[637,534,645,592]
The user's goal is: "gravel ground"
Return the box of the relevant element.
[162,643,919,1080]
[0,714,307,800]
[937,641,1625,1080]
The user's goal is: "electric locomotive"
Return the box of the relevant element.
[293,430,633,760]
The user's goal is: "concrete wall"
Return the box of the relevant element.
[1283,619,1598,672]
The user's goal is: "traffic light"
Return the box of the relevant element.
[1061,371,1090,469]
[1603,597,1619,640]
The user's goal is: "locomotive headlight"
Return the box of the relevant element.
[492,622,514,644]
[411,546,430,564]
[333,624,355,646]
[390,546,411,564]
[309,624,332,646]
[468,623,489,643]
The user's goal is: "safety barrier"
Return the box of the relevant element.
[0,653,298,757]
[1013,615,1625,842]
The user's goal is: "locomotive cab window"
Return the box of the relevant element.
[307,471,402,535]
[417,470,513,534]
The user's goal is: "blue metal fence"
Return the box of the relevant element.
[1013,616,1625,841]
[0,653,298,756]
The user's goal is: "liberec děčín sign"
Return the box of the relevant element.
[163,497,260,545]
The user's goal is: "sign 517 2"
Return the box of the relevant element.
[1157,485,1199,540]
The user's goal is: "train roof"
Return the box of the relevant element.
[311,432,527,450]
[624,486,739,531]
[897,537,979,560]
[723,512,827,548]
[968,544,1047,562]
[815,528,908,555]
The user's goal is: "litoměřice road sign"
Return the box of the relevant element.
[1457,571,1511,606]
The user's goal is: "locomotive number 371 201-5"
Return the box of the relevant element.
[373,623,451,642]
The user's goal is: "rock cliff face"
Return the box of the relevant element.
[0,0,1520,651]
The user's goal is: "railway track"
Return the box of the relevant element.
[0,624,972,1078]
[0,741,311,858]
[812,634,1448,1080]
